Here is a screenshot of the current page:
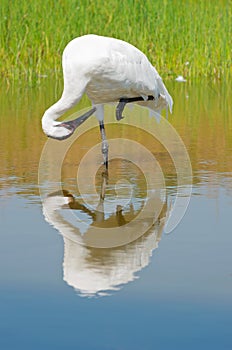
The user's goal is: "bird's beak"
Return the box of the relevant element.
[50,107,96,141]
[59,107,96,132]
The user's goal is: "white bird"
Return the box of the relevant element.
[42,34,173,168]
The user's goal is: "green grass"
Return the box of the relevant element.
[0,0,231,84]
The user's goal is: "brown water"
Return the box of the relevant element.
[1,80,231,196]
[0,79,232,349]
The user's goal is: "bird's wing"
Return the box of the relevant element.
[107,39,157,94]
[64,35,173,112]
[107,39,173,112]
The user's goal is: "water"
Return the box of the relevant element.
[0,80,232,349]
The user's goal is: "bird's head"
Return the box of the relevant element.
[42,120,75,141]
[42,107,96,141]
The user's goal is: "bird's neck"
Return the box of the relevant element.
[41,109,59,136]
[42,98,68,133]
[42,102,64,123]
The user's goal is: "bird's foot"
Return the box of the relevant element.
[116,101,126,121]
[116,113,124,121]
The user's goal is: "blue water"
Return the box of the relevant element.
[1,186,232,350]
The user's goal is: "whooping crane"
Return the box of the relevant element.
[42,34,173,169]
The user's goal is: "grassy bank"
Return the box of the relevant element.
[0,0,231,84]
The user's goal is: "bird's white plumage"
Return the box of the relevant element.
[42,34,173,139]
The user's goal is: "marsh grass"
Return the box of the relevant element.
[0,0,231,84]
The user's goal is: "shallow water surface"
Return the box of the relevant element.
[0,80,232,349]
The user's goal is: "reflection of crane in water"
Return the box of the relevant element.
[42,173,170,297]
[67,172,137,228]
[42,34,173,168]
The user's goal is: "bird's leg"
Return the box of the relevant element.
[116,101,127,121]
[99,120,109,170]
[116,95,155,121]
[100,169,108,200]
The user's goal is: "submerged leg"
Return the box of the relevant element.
[100,170,108,200]
[99,120,109,170]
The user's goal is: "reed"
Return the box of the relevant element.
[0,0,231,84]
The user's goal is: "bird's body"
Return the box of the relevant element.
[42,34,173,167]
[63,35,169,104]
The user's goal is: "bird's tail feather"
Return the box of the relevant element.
[157,78,173,113]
